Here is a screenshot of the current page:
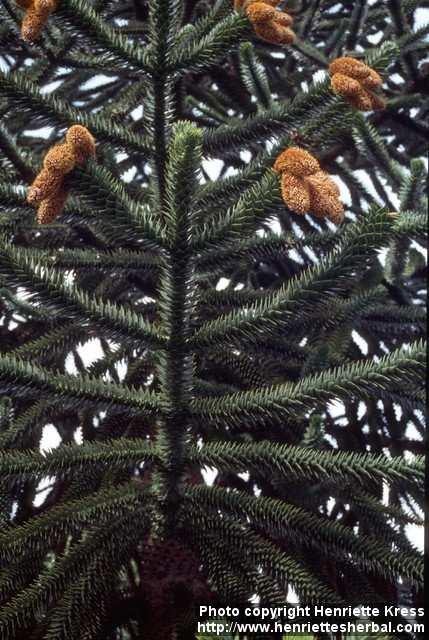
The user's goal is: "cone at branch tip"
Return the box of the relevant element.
[274,147,344,224]
[235,0,296,46]
[36,187,68,225]
[27,125,96,225]
[66,125,96,164]
[329,56,386,111]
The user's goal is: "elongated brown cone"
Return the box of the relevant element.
[254,21,295,45]
[307,172,344,223]
[27,168,63,204]
[36,187,68,225]
[20,0,57,42]
[280,173,311,214]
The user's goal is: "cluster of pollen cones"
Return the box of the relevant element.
[235,0,296,45]
[274,147,344,224]
[27,125,95,224]
[329,56,386,111]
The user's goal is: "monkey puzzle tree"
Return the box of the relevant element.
[0,0,426,638]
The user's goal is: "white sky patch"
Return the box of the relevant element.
[76,338,104,367]
[326,497,336,515]
[390,72,404,85]
[378,246,388,267]
[415,8,429,24]
[116,359,128,382]
[65,352,78,375]
[324,433,338,448]
[265,138,275,152]
[393,403,403,420]
[268,217,282,235]
[40,80,63,95]
[288,248,304,264]
[353,169,382,203]
[352,330,369,355]
[293,221,308,239]
[367,32,383,45]
[312,69,326,83]
[406,524,424,552]
[80,75,117,91]
[201,467,218,486]
[328,399,345,418]
[122,166,137,183]
[131,105,143,121]
[240,150,252,163]
[216,277,230,291]
[405,421,422,442]
[40,424,61,452]
[303,245,318,263]
[357,401,366,420]
[22,126,55,140]
[287,586,299,603]
[202,158,223,180]
[33,477,53,507]
[382,480,389,507]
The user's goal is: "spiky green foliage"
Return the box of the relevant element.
[0,0,426,638]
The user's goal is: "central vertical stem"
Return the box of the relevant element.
[153,75,167,204]
[149,122,201,540]
[148,0,178,207]
[155,244,193,536]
